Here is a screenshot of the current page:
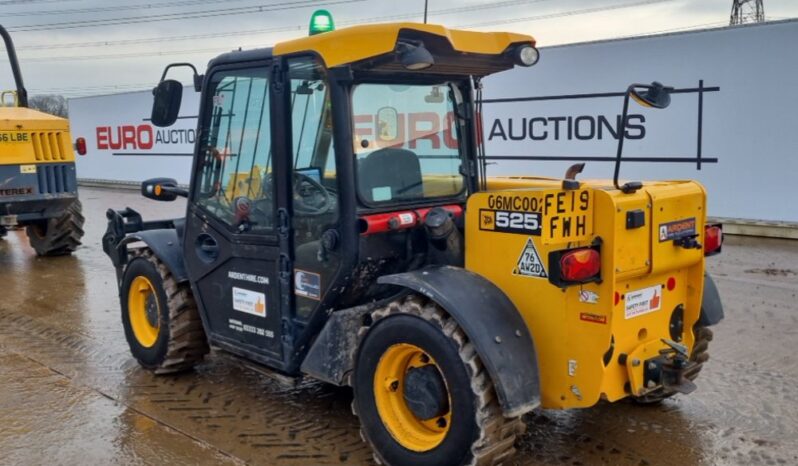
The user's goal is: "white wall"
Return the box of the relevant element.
[69,20,798,222]
[482,19,798,223]
[69,88,200,184]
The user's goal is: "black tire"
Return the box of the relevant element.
[631,325,713,404]
[26,199,84,256]
[352,295,523,466]
[120,249,209,374]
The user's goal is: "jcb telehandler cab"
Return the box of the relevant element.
[104,19,724,466]
[0,25,84,255]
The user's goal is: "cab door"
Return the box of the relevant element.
[182,62,289,366]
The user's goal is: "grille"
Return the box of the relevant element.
[36,163,73,194]
[31,132,66,161]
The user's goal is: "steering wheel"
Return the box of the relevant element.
[254,172,333,217]
[293,172,333,216]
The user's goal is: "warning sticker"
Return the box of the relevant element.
[232,287,266,318]
[579,290,599,304]
[580,312,607,324]
[624,285,662,319]
[294,269,321,300]
[512,238,548,278]
[658,217,696,242]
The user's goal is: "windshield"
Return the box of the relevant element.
[351,83,465,205]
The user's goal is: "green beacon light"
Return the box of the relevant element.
[309,10,335,36]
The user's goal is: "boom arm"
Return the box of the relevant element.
[0,24,28,107]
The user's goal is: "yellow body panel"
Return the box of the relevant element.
[0,107,75,164]
[466,178,707,409]
[274,22,534,67]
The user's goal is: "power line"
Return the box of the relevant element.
[0,0,79,5]
[19,46,237,63]
[11,0,690,100]
[14,0,555,51]
[5,0,364,32]
[460,0,675,28]
[0,0,269,17]
[3,0,678,63]
[17,25,306,51]
[598,20,729,41]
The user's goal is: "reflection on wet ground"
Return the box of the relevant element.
[1,187,797,465]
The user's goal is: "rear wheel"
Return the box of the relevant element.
[120,249,209,374]
[26,199,84,256]
[632,325,713,404]
[352,295,523,466]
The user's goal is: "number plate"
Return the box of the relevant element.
[481,189,594,244]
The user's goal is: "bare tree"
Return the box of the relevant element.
[28,94,68,118]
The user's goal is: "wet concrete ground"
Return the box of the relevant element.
[0,186,797,465]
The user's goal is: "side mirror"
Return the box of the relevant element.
[630,81,671,109]
[151,80,183,127]
[614,81,674,193]
[376,107,399,142]
[141,177,186,202]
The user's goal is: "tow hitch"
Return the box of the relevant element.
[643,339,697,395]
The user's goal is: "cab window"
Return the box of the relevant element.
[287,57,340,320]
[351,83,465,205]
[195,66,273,231]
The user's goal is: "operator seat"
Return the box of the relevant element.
[358,148,423,203]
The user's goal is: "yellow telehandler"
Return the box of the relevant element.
[103,14,723,465]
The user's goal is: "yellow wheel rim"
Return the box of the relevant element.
[373,343,452,452]
[127,276,161,348]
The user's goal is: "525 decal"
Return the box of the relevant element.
[479,209,542,235]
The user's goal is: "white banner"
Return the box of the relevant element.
[69,88,200,184]
[68,20,798,222]
[482,20,798,223]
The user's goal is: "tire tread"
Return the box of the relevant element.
[354,295,524,466]
[131,248,209,374]
[26,199,85,256]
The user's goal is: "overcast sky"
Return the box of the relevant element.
[0,0,795,98]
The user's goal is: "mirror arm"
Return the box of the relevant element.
[159,62,202,91]
[613,86,634,192]
[161,185,189,198]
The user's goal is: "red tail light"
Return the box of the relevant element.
[560,248,601,282]
[75,137,87,156]
[704,224,722,256]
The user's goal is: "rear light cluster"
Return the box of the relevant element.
[704,223,723,256]
[75,137,87,156]
[549,246,601,288]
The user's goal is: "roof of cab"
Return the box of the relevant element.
[273,22,535,68]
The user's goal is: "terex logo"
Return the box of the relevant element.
[0,187,34,196]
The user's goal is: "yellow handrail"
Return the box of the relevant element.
[0,90,18,107]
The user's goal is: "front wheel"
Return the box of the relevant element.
[352,296,523,466]
[120,249,209,374]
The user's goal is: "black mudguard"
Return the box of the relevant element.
[116,230,187,283]
[698,273,724,327]
[379,266,540,418]
[103,208,186,284]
